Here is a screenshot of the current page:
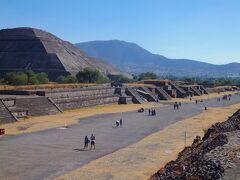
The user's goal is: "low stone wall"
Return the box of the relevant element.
[45,87,116,99]
[57,96,119,110]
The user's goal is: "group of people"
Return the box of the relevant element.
[84,134,96,150]
[217,94,232,102]
[148,109,156,116]
[173,102,181,110]
[222,94,232,101]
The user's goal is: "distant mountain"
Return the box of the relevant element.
[75,40,240,77]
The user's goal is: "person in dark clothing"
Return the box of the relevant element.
[90,134,95,150]
[116,120,119,127]
[196,100,198,104]
[84,136,89,149]
[148,109,151,116]
[176,103,179,110]
[119,118,122,127]
[179,102,181,107]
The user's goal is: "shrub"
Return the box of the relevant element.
[76,68,110,84]
[110,75,133,83]
[3,71,49,85]
[36,72,49,84]
[56,75,78,84]
[4,72,28,85]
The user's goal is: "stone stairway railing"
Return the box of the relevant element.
[138,87,158,102]
[190,86,202,96]
[199,85,209,94]
[169,82,186,97]
[0,100,17,124]
[155,87,172,100]
[47,97,63,113]
[126,88,145,104]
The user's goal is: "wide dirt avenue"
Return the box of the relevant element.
[1,94,240,180]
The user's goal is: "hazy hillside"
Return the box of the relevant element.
[75,40,240,77]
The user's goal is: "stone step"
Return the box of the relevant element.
[15,97,61,116]
[0,100,16,124]
[169,82,186,98]
[190,86,202,96]
[125,88,145,104]
[45,88,116,99]
[138,87,158,102]
[53,94,119,104]
[155,87,172,100]
[57,96,119,110]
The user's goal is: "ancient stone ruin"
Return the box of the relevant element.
[0,81,236,124]
[0,27,128,80]
[150,109,240,180]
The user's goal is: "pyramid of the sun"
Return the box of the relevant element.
[0,27,128,79]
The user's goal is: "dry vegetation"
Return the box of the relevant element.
[0,83,95,90]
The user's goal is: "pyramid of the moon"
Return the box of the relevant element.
[0,27,129,79]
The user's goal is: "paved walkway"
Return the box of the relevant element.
[0,94,240,180]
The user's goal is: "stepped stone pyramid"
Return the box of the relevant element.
[0,27,129,79]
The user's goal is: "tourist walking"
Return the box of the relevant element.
[179,102,181,107]
[119,118,122,127]
[148,109,151,116]
[90,134,95,150]
[115,120,120,127]
[84,136,90,149]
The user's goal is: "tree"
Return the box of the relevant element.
[56,75,78,83]
[36,72,49,84]
[138,72,157,81]
[4,72,28,85]
[3,71,49,85]
[76,68,110,83]
[110,75,133,83]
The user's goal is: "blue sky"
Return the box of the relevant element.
[1,0,240,64]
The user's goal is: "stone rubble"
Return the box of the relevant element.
[150,109,240,180]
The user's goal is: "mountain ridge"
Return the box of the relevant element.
[75,40,240,77]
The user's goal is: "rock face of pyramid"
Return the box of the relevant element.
[0,27,129,79]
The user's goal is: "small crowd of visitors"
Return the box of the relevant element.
[148,109,156,116]
[217,94,232,102]
[173,102,181,110]
[84,134,96,150]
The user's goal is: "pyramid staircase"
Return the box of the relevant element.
[190,86,202,96]
[138,87,158,102]
[169,82,186,98]
[155,87,172,100]
[126,88,145,104]
[0,100,17,124]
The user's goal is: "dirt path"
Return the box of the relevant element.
[0,91,236,136]
[57,104,240,180]
[0,103,161,135]
[0,95,240,180]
